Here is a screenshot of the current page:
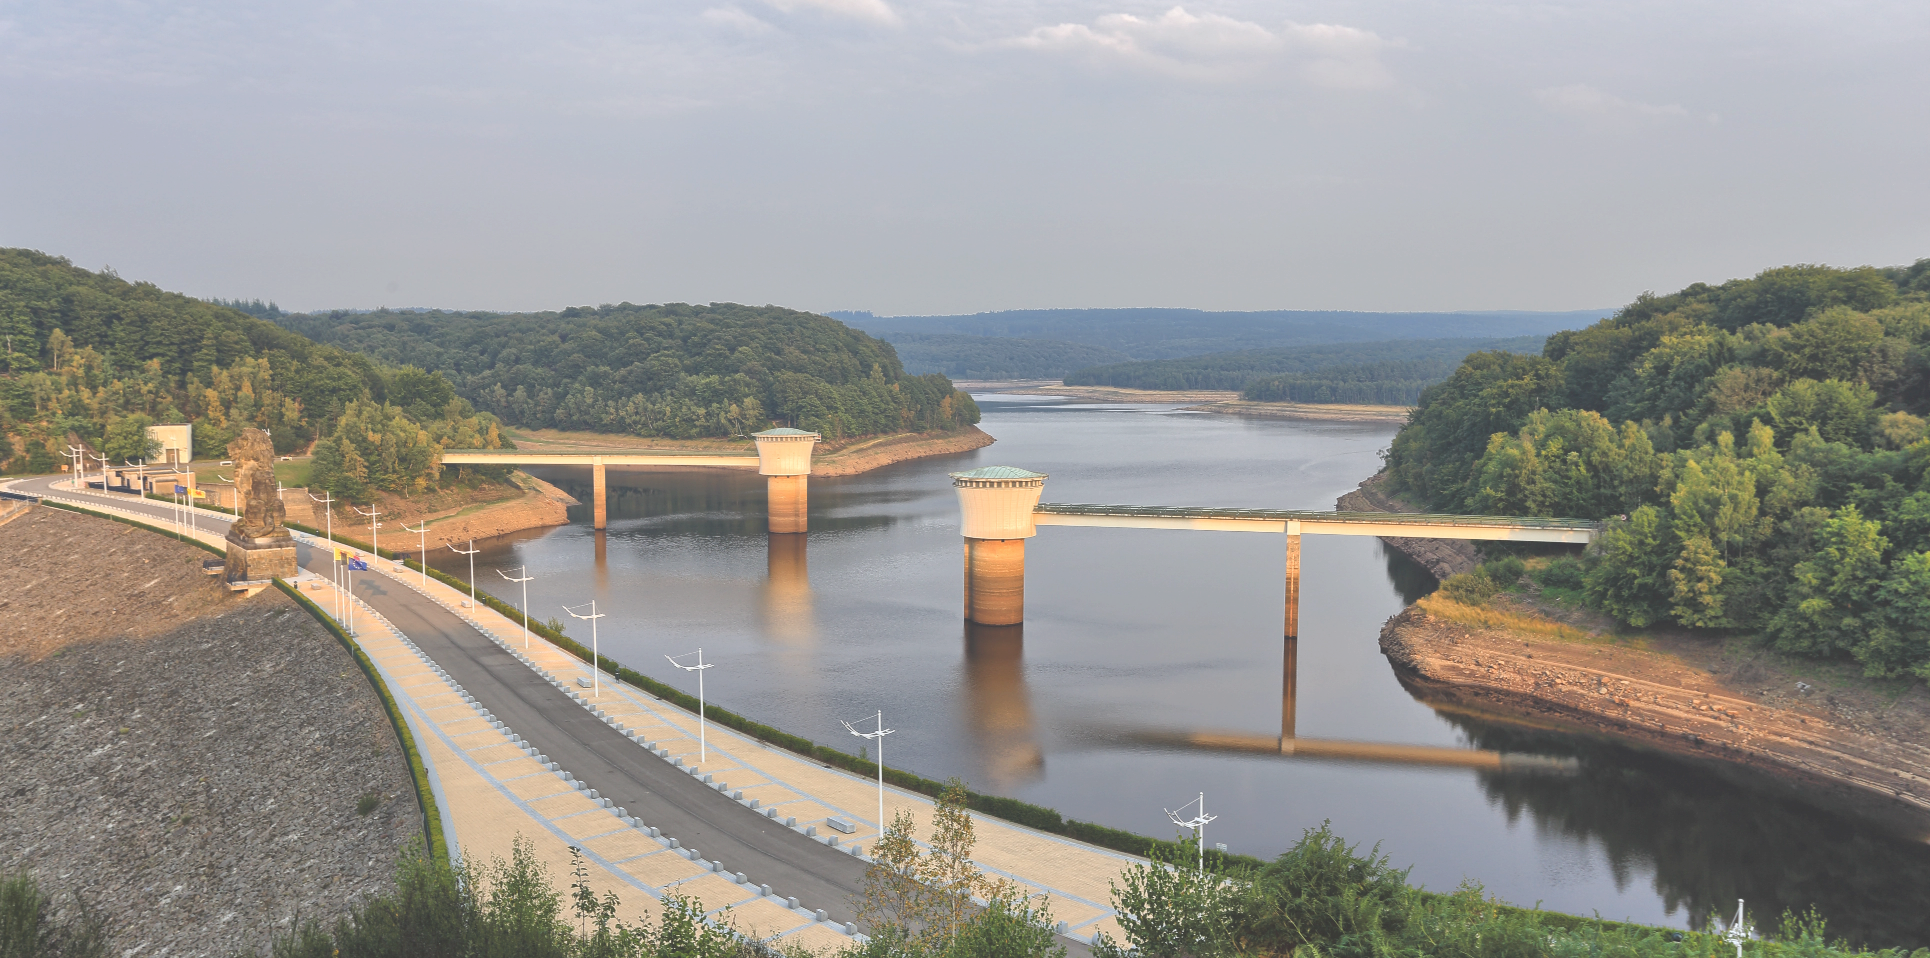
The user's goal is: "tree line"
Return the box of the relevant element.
[1066,337,1544,395]
[0,249,506,493]
[1386,259,1930,678]
[272,304,981,441]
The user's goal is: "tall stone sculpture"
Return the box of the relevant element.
[224,427,297,585]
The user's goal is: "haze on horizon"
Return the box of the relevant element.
[2,0,1925,317]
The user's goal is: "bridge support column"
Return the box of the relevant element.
[1283,522,1301,639]
[592,458,608,530]
[952,467,1048,625]
[964,538,1027,626]
[1281,635,1298,743]
[767,475,808,534]
[754,428,821,534]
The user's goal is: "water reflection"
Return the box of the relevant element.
[1430,705,1930,948]
[762,533,814,644]
[962,623,1045,787]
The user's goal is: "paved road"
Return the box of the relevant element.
[10,477,873,926]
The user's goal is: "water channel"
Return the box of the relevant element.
[431,395,1930,947]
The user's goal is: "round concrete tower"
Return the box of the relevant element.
[951,466,1047,626]
[754,427,820,533]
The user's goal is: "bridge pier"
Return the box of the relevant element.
[592,458,608,530]
[952,467,1048,625]
[754,428,819,534]
[1284,523,1300,639]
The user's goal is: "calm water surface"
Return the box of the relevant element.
[435,396,1930,946]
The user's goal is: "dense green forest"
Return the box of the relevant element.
[275,305,980,441]
[1387,259,1930,678]
[0,250,504,494]
[879,332,1130,379]
[1065,336,1543,395]
[840,308,1605,360]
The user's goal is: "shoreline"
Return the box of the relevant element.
[957,380,1412,423]
[1343,473,1930,834]
[1381,600,1930,836]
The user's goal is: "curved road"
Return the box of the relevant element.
[8,477,875,928]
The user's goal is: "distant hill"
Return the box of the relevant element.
[832,307,1610,364]
[273,304,979,441]
[1066,336,1545,395]
[880,333,1132,379]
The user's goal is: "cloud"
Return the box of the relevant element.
[702,6,775,34]
[1534,84,1689,120]
[761,0,898,26]
[1001,6,1398,87]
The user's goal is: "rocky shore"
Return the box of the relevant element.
[0,506,422,954]
[1381,600,1930,833]
[1336,473,1480,579]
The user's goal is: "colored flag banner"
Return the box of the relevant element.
[347,554,369,571]
[173,485,188,495]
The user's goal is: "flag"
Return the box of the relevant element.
[173,484,187,495]
[348,554,369,571]
[190,489,206,499]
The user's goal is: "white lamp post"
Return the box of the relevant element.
[448,540,479,608]
[65,445,83,491]
[309,490,338,618]
[352,505,383,560]
[666,647,714,761]
[842,710,895,838]
[402,520,430,590]
[1725,900,1750,958]
[88,451,107,494]
[566,601,607,701]
[498,566,533,649]
[216,474,239,516]
[1165,792,1218,876]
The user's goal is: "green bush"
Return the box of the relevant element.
[1441,570,1502,605]
[1537,556,1588,590]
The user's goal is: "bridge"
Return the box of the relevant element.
[440,428,819,531]
[951,466,1600,632]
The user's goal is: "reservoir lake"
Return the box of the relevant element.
[434,394,1930,946]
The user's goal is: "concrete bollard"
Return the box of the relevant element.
[761,884,772,897]
[951,467,1047,626]
[816,910,828,922]
[788,897,800,909]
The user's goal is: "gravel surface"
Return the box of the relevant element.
[1,505,422,956]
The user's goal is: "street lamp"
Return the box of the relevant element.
[309,491,339,618]
[352,505,383,564]
[1165,793,1217,876]
[1725,900,1750,958]
[216,474,239,517]
[65,445,83,491]
[401,520,430,590]
[565,601,607,701]
[88,451,107,494]
[842,710,895,838]
[447,540,480,608]
[498,566,533,649]
[666,647,714,761]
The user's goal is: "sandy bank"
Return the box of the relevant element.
[0,506,421,954]
[1381,597,1930,834]
[958,381,1411,422]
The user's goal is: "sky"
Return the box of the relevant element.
[2,0,1927,316]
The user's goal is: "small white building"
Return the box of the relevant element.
[145,423,193,465]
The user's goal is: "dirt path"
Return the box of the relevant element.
[0,506,422,955]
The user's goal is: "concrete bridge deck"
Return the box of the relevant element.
[1032,503,1598,543]
[440,451,758,468]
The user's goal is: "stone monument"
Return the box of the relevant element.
[224,427,298,586]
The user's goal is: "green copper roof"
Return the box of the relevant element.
[753,427,819,437]
[950,466,1048,480]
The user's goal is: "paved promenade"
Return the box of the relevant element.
[7,478,1141,945]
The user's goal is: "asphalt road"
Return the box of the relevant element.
[10,477,873,927]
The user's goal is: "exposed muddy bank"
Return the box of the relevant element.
[1380,600,1930,836]
[1337,473,1480,580]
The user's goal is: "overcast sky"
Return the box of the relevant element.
[2,1,1926,315]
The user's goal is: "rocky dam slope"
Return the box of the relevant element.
[0,505,422,955]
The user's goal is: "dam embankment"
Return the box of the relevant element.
[0,506,422,955]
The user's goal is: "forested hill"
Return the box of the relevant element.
[838,307,1609,361]
[271,304,980,440]
[1386,259,1930,678]
[1065,336,1544,396]
[0,249,503,494]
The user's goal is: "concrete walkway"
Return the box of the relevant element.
[7,477,1140,945]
